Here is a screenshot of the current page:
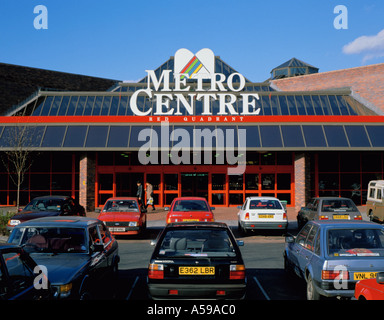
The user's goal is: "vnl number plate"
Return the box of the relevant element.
[179,266,215,275]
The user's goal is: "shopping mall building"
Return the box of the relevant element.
[0,48,383,212]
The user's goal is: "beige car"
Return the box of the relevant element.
[367,180,384,223]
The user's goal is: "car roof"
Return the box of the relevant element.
[105,197,137,201]
[30,195,70,200]
[312,197,353,201]
[308,220,383,229]
[246,196,279,200]
[13,216,99,228]
[172,197,207,201]
[166,221,229,229]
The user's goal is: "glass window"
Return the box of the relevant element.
[260,126,282,148]
[327,228,384,257]
[129,126,149,148]
[100,96,111,116]
[103,199,138,212]
[229,174,243,190]
[344,126,371,147]
[157,228,236,258]
[336,96,350,115]
[83,96,95,116]
[286,96,297,115]
[164,174,178,191]
[296,224,312,246]
[303,95,315,115]
[238,126,260,148]
[281,125,305,147]
[75,96,87,116]
[66,96,79,116]
[306,226,319,251]
[48,96,62,116]
[270,95,280,115]
[212,174,226,190]
[172,199,209,211]
[245,174,258,190]
[261,174,275,190]
[318,152,339,172]
[57,96,70,116]
[278,96,289,115]
[328,96,341,115]
[92,96,103,116]
[117,96,128,115]
[366,126,384,147]
[41,126,66,147]
[249,199,282,209]
[318,173,339,190]
[302,126,327,147]
[63,126,87,148]
[40,96,54,116]
[85,126,108,148]
[261,96,272,115]
[295,96,306,115]
[311,95,324,116]
[319,95,332,115]
[277,173,291,190]
[3,251,34,280]
[323,126,349,147]
[107,126,130,148]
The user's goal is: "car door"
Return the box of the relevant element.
[1,250,44,300]
[287,223,313,278]
[88,225,108,283]
[297,224,319,272]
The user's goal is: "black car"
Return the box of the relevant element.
[0,243,51,300]
[147,222,246,300]
[7,216,119,299]
[7,195,86,230]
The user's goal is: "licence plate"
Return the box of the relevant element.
[183,219,199,222]
[179,266,215,275]
[108,227,125,232]
[258,214,274,219]
[354,272,377,280]
[333,215,349,219]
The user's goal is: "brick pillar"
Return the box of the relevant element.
[294,152,311,213]
[79,152,96,213]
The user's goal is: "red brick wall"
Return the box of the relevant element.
[294,152,311,213]
[271,63,384,113]
[79,152,95,213]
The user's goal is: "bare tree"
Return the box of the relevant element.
[1,125,41,210]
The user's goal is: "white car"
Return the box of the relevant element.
[237,196,288,234]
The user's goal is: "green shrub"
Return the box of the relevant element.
[0,211,16,236]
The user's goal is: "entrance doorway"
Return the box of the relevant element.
[181,173,208,199]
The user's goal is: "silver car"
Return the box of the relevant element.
[297,197,362,230]
[284,220,384,300]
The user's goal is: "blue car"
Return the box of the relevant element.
[7,216,119,299]
[284,220,384,300]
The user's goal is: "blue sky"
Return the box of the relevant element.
[1,0,384,82]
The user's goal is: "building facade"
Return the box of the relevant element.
[0,49,383,212]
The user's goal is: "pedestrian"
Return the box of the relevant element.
[136,181,143,208]
[145,182,155,211]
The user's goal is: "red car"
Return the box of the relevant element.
[165,197,215,224]
[97,197,147,236]
[355,272,384,300]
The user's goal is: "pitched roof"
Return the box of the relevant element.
[272,57,318,71]
[0,62,119,115]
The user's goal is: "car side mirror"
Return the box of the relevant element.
[285,235,295,243]
[150,240,156,246]
[95,208,101,213]
[237,240,244,246]
[91,243,104,253]
[377,272,384,284]
[210,207,215,211]
[164,207,169,211]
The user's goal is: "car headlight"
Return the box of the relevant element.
[8,219,20,226]
[54,283,72,298]
[129,221,137,227]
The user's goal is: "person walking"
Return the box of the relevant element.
[136,181,143,208]
[145,182,155,211]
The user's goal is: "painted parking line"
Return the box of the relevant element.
[126,275,139,300]
[253,276,271,300]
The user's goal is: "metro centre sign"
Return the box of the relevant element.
[128,48,261,117]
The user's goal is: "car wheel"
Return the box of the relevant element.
[306,273,322,300]
[283,255,294,278]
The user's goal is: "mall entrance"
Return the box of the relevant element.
[95,152,295,208]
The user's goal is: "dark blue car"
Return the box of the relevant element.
[7,216,119,299]
[0,243,51,300]
[284,220,384,300]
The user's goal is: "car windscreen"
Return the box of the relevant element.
[103,200,138,212]
[172,200,209,212]
[9,227,87,254]
[321,199,358,212]
[23,199,64,212]
[249,199,282,210]
[156,228,236,258]
[327,228,384,258]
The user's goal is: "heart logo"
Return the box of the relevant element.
[174,48,215,79]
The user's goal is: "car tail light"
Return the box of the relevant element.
[321,270,349,280]
[230,264,245,280]
[168,290,178,295]
[216,290,226,296]
[354,216,362,220]
[319,215,329,220]
[148,263,164,279]
[283,212,287,220]
[245,213,249,220]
